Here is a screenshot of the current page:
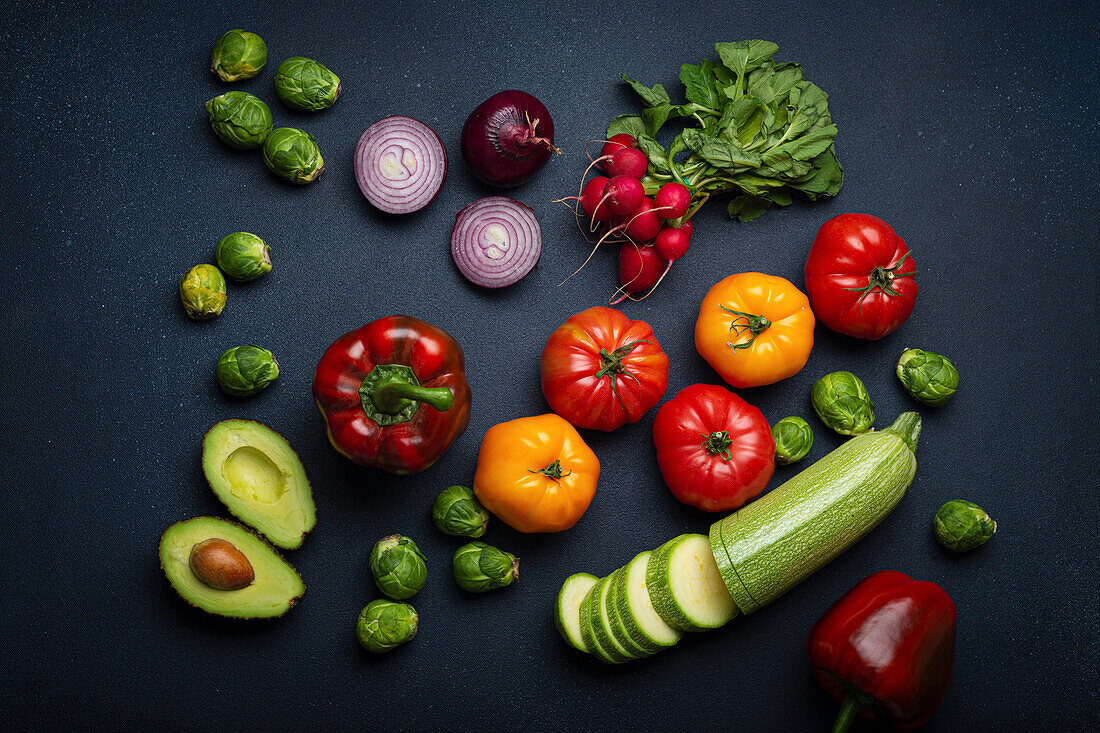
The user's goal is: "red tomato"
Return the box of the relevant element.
[651,384,775,512]
[540,306,669,431]
[804,213,918,340]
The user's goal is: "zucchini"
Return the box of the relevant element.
[646,534,739,631]
[555,573,598,652]
[614,551,682,649]
[710,412,921,614]
[591,575,639,661]
[605,569,659,658]
[579,577,630,664]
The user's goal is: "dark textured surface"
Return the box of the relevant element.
[1,1,1097,730]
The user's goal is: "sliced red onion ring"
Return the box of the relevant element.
[354,116,447,214]
[451,197,542,288]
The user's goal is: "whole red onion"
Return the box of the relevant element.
[461,90,560,187]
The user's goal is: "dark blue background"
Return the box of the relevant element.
[1,0,1096,730]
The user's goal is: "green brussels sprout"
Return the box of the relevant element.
[369,535,427,600]
[431,485,489,538]
[216,346,280,397]
[262,127,324,184]
[215,232,272,281]
[204,92,273,150]
[179,264,226,320]
[812,371,875,436]
[452,541,519,593]
[210,30,268,82]
[772,416,813,465]
[356,599,418,653]
[897,349,960,407]
[273,57,342,112]
[934,499,997,552]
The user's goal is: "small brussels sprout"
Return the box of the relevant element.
[262,127,324,184]
[210,30,268,82]
[204,92,273,150]
[772,416,813,465]
[897,349,960,407]
[215,232,272,282]
[934,500,997,552]
[812,371,875,436]
[216,346,280,397]
[273,57,342,112]
[369,535,427,600]
[356,600,418,653]
[432,485,489,538]
[179,264,226,320]
[452,541,519,593]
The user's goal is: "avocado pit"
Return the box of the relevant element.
[189,537,255,591]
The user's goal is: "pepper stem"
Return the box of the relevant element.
[831,692,862,733]
[359,364,454,426]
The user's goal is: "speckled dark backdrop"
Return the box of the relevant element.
[1,0,1096,730]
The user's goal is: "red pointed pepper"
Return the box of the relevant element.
[807,570,956,731]
[313,315,472,474]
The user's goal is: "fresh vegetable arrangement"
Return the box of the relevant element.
[807,571,957,731]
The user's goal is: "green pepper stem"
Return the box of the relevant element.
[831,692,862,733]
[884,412,922,453]
[372,376,454,414]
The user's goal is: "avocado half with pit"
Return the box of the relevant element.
[202,420,316,550]
[159,517,305,619]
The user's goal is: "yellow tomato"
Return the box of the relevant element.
[695,272,815,388]
[473,414,600,533]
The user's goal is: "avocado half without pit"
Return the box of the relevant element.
[202,419,316,550]
[160,517,305,619]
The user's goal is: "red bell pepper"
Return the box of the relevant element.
[807,570,957,731]
[313,315,472,474]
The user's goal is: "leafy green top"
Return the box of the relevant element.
[608,40,844,222]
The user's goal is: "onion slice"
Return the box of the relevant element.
[451,197,542,288]
[354,116,447,214]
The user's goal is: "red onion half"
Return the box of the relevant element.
[461,90,560,187]
[451,197,542,288]
[354,116,447,214]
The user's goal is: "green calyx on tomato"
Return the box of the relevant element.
[594,339,650,404]
[701,431,734,460]
[529,459,573,484]
[845,256,918,306]
[719,305,771,350]
[358,364,455,426]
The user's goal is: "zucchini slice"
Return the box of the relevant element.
[605,569,658,658]
[555,573,598,652]
[591,575,640,661]
[614,551,682,649]
[646,534,739,631]
[580,578,629,664]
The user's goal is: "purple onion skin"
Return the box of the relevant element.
[461,90,558,188]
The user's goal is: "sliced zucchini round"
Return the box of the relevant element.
[646,534,739,632]
[614,551,681,649]
[555,573,598,652]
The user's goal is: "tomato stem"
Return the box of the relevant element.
[720,305,771,350]
[701,431,734,460]
[844,254,918,305]
[530,459,572,483]
[594,340,650,414]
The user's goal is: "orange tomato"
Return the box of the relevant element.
[695,272,815,388]
[473,414,600,533]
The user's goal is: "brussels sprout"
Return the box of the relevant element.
[204,92,272,150]
[431,485,489,538]
[934,500,997,552]
[369,535,427,600]
[356,600,418,653]
[897,349,960,407]
[179,264,226,320]
[210,30,268,82]
[216,346,280,397]
[273,57,342,112]
[772,416,813,465]
[215,232,272,282]
[452,541,519,593]
[812,371,875,436]
[262,127,324,184]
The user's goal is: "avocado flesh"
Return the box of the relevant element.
[159,517,305,618]
[202,420,316,550]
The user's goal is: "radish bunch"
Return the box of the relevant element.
[559,134,695,303]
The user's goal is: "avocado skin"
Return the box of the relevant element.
[201,419,317,550]
[159,516,305,619]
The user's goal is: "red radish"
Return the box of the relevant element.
[598,134,635,171]
[655,226,691,261]
[623,197,662,242]
[461,90,561,187]
[603,175,644,216]
[654,182,691,219]
[617,243,667,292]
[606,147,648,179]
[579,176,610,221]
[678,220,693,238]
